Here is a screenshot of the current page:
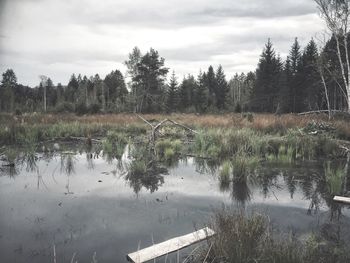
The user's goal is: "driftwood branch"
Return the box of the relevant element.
[134,114,198,146]
[166,119,198,134]
[298,110,348,115]
[134,114,198,155]
[134,113,154,128]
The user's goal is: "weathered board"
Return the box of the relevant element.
[126,227,215,263]
[333,196,350,204]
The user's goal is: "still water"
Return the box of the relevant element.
[0,144,349,262]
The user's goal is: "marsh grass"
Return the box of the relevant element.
[219,161,231,189]
[196,209,350,263]
[156,139,183,161]
[0,119,145,145]
[3,147,18,165]
[102,131,128,160]
[324,161,345,195]
[194,128,266,160]
[231,154,259,181]
[267,145,295,164]
[0,113,348,157]
[1,112,349,135]
[197,210,304,263]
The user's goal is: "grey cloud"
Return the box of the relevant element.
[0,47,125,64]
[37,50,125,64]
[161,32,304,63]
[0,0,324,86]
[192,0,316,19]
[64,0,317,29]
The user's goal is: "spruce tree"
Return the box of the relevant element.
[215,65,229,110]
[196,71,209,113]
[289,38,303,112]
[278,57,292,112]
[179,74,197,112]
[205,66,217,109]
[104,69,128,111]
[166,71,179,112]
[301,39,320,111]
[253,39,282,112]
[66,74,79,103]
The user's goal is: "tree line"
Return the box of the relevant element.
[0,36,349,114]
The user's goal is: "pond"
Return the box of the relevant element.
[0,143,350,262]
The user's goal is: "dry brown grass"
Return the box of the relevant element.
[1,112,349,138]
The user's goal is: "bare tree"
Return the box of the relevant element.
[315,0,350,113]
[39,75,48,112]
[318,56,332,119]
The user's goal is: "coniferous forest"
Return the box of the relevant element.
[1,36,348,115]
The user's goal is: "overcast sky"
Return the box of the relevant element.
[0,0,325,87]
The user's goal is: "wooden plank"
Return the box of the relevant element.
[127,227,215,263]
[333,196,350,204]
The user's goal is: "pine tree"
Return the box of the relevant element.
[1,69,17,112]
[133,48,169,113]
[289,38,303,112]
[46,77,56,109]
[104,69,128,111]
[215,65,229,110]
[125,47,142,112]
[179,74,196,112]
[65,74,79,103]
[205,66,217,109]
[253,39,283,112]
[301,39,320,111]
[196,71,209,113]
[278,57,292,113]
[166,71,179,112]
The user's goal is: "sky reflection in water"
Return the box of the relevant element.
[0,147,349,262]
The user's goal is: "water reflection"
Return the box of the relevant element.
[22,150,38,173]
[1,144,350,263]
[1,145,349,214]
[125,145,167,194]
[231,178,251,208]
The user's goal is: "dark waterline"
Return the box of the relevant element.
[0,148,349,263]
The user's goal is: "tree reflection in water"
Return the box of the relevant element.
[124,144,167,195]
[1,144,349,222]
[60,152,76,194]
[231,178,251,209]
